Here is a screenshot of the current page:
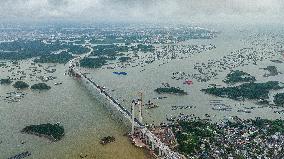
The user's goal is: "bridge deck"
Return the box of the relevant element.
[75,69,143,127]
[70,67,182,159]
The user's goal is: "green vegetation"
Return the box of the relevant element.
[202,81,283,100]
[89,27,215,45]
[90,37,127,44]
[130,44,155,52]
[0,39,88,61]
[13,81,29,89]
[11,61,19,65]
[118,56,131,62]
[31,83,51,90]
[175,120,219,154]
[155,87,187,95]
[262,66,279,77]
[80,57,108,68]
[81,44,129,68]
[173,118,284,158]
[21,123,64,141]
[67,45,90,55]
[34,51,73,64]
[0,62,6,67]
[100,136,115,145]
[274,93,284,106]
[90,35,142,44]
[0,40,63,60]
[79,44,154,68]
[270,60,283,63]
[0,78,12,84]
[251,119,284,135]
[223,70,256,84]
[91,44,128,57]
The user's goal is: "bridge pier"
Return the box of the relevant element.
[70,66,183,159]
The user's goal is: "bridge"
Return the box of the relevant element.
[68,52,183,159]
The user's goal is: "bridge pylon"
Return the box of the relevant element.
[138,92,143,123]
[131,100,136,135]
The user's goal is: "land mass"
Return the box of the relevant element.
[100,136,115,145]
[0,78,12,85]
[31,83,51,90]
[13,81,29,89]
[261,66,280,77]
[274,93,284,106]
[173,117,284,158]
[155,87,187,95]
[223,70,256,84]
[21,123,64,141]
[202,81,283,104]
[80,57,108,68]
[34,51,73,64]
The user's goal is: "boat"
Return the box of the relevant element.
[146,104,159,109]
[113,72,127,75]
[183,80,193,85]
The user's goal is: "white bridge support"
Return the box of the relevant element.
[131,101,135,135]
[69,65,183,159]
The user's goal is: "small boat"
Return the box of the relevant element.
[146,104,159,109]
[54,82,62,85]
[183,80,193,85]
[113,72,127,75]
[237,109,251,113]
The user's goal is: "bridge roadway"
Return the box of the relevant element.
[77,70,143,126]
[69,58,182,159]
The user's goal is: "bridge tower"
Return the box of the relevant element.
[138,92,143,123]
[131,100,136,135]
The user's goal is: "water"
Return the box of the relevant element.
[1,24,284,159]
[0,60,148,159]
[84,25,284,125]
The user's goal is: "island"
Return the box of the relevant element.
[80,57,108,68]
[155,87,187,95]
[274,93,284,106]
[223,70,256,84]
[118,56,131,62]
[202,81,283,101]
[0,62,6,67]
[13,81,29,89]
[34,51,73,64]
[21,123,64,141]
[270,59,283,63]
[130,44,155,53]
[31,83,51,90]
[172,117,284,158]
[261,66,280,77]
[0,78,12,84]
[100,136,115,145]
[0,39,87,61]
